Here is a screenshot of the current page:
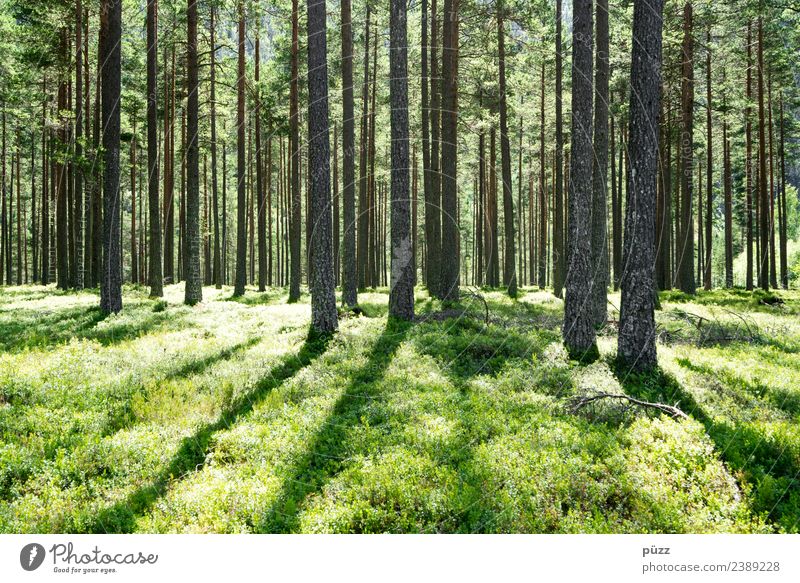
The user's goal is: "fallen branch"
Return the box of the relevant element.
[568,390,689,420]
[463,289,490,325]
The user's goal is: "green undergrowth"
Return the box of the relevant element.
[1,284,797,533]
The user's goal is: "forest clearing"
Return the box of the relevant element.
[1,284,798,533]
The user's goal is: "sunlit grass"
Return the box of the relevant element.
[1,283,797,532]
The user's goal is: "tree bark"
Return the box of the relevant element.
[233,0,247,296]
[184,0,202,304]
[147,0,163,297]
[288,0,301,301]
[756,17,768,291]
[676,2,695,294]
[210,4,221,289]
[563,0,596,357]
[389,0,414,319]
[703,25,712,290]
[438,0,459,301]
[341,0,357,306]
[497,2,516,297]
[306,0,338,333]
[100,0,122,313]
[590,0,609,323]
[618,0,663,370]
[553,0,565,298]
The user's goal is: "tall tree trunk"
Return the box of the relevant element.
[590,0,609,323]
[56,29,69,290]
[357,7,371,291]
[252,37,264,292]
[233,0,247,296]
[306,0,338,333]
[131,128,138,284]
[553,0,564,297]
[779,94,788,289]
[427,0,442,297]
[74,0,84,289]
[288,0,301,301]
[723,118,733,287]
[756,16,768,291]
[438,0,459,301]
[676,2,695,294]
[100,0,122,313]
[563,0,596,357]
[745,22,753,291]
[147,0,163,297]
[340,0,356,306]
[767,74,777,289]
[184,0,202,304]
[538,62,547,288]
[163,45,175,284]
[487,126,498,287]
[497,1,516,297]
[703,25,712,290]
[618,0,663,369]
[388,0,414,319]
[210,4,221,289]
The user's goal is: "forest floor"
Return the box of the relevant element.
[1,283,798,533]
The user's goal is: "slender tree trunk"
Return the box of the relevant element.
[438,0,459,301]
[74,0,84,289]
[288,0,301,300]
[210,5,221,289]
[497,1,516,297]
[703,25,712,290]
[131,128,138,284]
[564,0,596,357]
[538,63,547,288]
[767,74,777,289]
[745,22,754,290]
[341,0,357,306]
[487,126,498,287]
[676,2,695,294]
[618,0,663,369]
[306,0,338,332]
[779,94,788,289]
[100,0,122,313]
[590,0,609,323]
[233,0,247,296]
[147,0,163,297]
[723,118,733,287]
[184,0,202,304]
[56,30,69,290]
[756,17,768,291]
[553,0,565,298]
[427,0,442,297]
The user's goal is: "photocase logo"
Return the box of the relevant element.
[20,543,46,571]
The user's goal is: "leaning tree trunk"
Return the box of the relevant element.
[306,0,338,333]
[341,0,357,307]
[233,0,247,297]
[590,0,609,325]
[389,0,414,319]
[100,0,122,313]
[497,1,517,297]
[618,0,663,370]
[184,0,202,305]
[563,0,596,358]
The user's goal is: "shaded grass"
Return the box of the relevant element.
[90,332,331,533]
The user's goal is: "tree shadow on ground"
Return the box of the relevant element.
[0,303,188,352]
[258,318,411,533]
[612,363,800,532]
[88,332,332,533]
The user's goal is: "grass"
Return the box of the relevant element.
[0,283,798,533]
